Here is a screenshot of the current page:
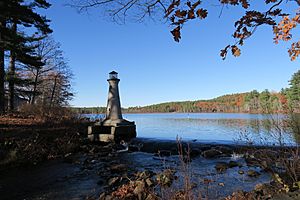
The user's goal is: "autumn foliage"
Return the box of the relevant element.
[124,91,286,113]
[274,9,300,61]
[166,0,300,60]
[73,0,300,60]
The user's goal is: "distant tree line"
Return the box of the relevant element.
[127,70,300,114]
[0,0,73,113]
[74,70,300,114]
[125,92,279,114]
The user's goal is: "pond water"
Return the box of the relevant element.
[86,113,298,145]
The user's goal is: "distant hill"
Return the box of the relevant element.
[73,90,288,114]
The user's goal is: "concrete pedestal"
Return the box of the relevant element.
[88,120,136,142]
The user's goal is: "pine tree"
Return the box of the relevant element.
[0,0,52,113]
[259,89,271,113]
[287,70,300,110]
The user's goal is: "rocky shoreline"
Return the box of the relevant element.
[2,138,299,199]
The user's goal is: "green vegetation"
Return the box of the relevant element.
[285,70,300,110]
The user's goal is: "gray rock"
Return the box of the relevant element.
[146,178,153,187]
[145,193,157,200]
[202,149,222,158]
[247,170,261,177]
[105,195,113,200]
[110,164,127,173]
[133,180,145,200]
[272,191,300,200]
[245,157,259,167]
[156,169,175,186]
[99,192,106,200]
[137,170,154,179]
[215,162,229,172]
[108,177,119,186]
[215,146,233,155]
[228,160,240,168]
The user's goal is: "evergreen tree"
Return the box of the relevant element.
[244,90,260,112]
[287,70,300,110]
[259,89,271,112]
[0,0,52,113]
[7,21,17,111]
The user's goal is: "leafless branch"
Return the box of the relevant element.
[69,0,168,23]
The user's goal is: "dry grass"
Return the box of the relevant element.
[18,104,77,123]
[0,104,90,169]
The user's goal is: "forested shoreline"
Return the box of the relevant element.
[74,70,300,115]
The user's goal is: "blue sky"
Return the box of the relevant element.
[44,0,299,107]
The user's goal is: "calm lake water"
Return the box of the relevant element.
[86,113,298,145]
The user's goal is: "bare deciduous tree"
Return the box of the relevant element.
[17,35,74,107]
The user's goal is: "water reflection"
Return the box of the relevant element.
[88,113,299,145]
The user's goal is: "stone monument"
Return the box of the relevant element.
[88,71,136,142]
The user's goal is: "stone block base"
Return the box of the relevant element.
[88,124,136,142]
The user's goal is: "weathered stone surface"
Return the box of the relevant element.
[247,170,261,177]
[254,183,264,191]
[156,169,175,187]
[88,71,136,142]
[215,162,229,172]
[133,180,145,194]
[215,146,233,155]
[99,192,106,200]
[218,182,225,187]
[108,177,119,186]
[228,160,240,168]
[133,180,145,200]
[110,163,127,173]
[202,149,222,158]
[272,191,300,200]
[245,157,259,167]
[105,195,113,200]
[137,170,154,179]
[146,178,153,187]
[145,193,157,200]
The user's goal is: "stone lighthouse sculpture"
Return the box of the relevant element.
[88,71,136,142]
[103,71,123,124]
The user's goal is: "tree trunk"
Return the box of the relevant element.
[8,22,17,111]
[30,68,39,105]
[50,76,57,107]
[0,20,6,114]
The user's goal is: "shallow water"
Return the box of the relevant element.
[0,157,104,200]
[86,113,296,145]
[0,150,271,200]
[117,151,271,199]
